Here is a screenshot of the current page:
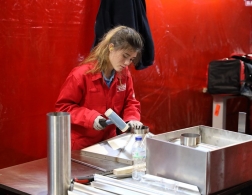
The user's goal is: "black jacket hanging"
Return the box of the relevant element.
[93,0,155,70]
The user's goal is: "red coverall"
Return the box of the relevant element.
[55,63,141,150]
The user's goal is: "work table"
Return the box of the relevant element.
[0,150,125,195]
[0,150,252,195]
[0,158,98,195]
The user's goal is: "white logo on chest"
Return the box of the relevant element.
[117,83,126,92]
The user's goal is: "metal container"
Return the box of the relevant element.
[146,125,252,195]
[180,133,201,147]
[131,125,149,134]
[47,112,71,195]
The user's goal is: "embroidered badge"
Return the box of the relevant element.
[117,83,126,92]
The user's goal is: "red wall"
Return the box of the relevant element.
[139,0,252,133]
[0,0,251,168]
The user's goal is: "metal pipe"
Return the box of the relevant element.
[47,112,71,195]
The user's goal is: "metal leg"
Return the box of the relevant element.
[238,112,246,133]
[212,95,227,129]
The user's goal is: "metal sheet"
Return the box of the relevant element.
[93,174,173,195]
[70,182,114,195]
[146,138,208,193]
[146,125,252,195]
[91,181,144,195]
[71,150,126,172]
[81,132,153,165]
[93,174,198,195]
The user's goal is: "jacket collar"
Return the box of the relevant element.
[90,67,128,82]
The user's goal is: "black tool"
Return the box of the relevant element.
[99,118,113,128]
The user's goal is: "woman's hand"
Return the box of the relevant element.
[93,116,106,130]
[127,120,143,130]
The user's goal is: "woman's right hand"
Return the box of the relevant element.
[93,116,106,130]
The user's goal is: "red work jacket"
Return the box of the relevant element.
[55,63,141,150]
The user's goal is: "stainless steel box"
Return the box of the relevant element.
[146,125,252,194]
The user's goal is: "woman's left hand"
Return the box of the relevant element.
[127,120,143,130]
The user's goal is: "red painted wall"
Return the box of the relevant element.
[0,0,251,168]
[139,0,252,133]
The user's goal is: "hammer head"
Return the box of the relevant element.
[104,108,129,132]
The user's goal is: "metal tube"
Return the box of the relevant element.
[47,112,71,195]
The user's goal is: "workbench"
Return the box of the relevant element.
[0,150,251,195]
[0,150,126,195]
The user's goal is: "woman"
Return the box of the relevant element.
[55,26,144,150]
